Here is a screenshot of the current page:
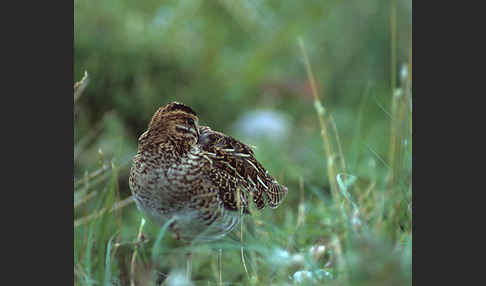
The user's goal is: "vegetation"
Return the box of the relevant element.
[74,0,412,285]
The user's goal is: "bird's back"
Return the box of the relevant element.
[198,125,288,213]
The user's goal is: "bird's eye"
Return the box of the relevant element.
[186,118,195,126]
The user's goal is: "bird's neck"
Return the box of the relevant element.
[139,133,194,159]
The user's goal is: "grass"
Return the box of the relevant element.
[74,48,412,286]
[74,1,412,285]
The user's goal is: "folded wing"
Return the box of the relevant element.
[198,125,288,213]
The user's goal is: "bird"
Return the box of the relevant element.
[129,101,288,242]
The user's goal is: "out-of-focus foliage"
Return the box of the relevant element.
[74,0,412,285]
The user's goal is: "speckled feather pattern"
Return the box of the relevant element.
[129,102,288,241]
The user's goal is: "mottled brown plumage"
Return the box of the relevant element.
[129,102,288,241]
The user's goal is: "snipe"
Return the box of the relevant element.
[129,102,288,242]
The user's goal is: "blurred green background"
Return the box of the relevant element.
[74,0,412,285]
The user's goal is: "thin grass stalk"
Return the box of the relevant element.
[298,37,340,199]
[235,186,250,280]
[329,115,347,175]
[409,33,412,88]
[296,176,305,228]
[75,163,111,190]
[218,248,223,286]
[74,196,134,228]
[130,218,146,286]
[390,0,397,91]
[299,38,338,193]
[94,162,119,284]
[151,217,176,262]
[83,220,95,284]
[385,65,411,242]
[387,90,399,190]
[387,65,410,191]
[408,32,413,154]
[74,71,89,104]
[74,190,98,209]
[186,250,192,280]
[104,234,118,284]
[240,212,250,279]
[387,0,398,191]
[350,84,371,170]
[74,125,103,162]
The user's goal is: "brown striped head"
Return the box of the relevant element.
[140,102,200,152]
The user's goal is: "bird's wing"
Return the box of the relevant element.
[198,125,287,212]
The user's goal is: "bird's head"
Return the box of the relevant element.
[139,102,200,153]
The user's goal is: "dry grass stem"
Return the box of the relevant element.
[74,71,89,104]
[296,176,305,228]
[130,218,146,286]
[74,196,134,228]
[75,163,111,189]
[298,37,341,199]
[218,248,223,286]
[387,65,410,191]
[74,190,98,209]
